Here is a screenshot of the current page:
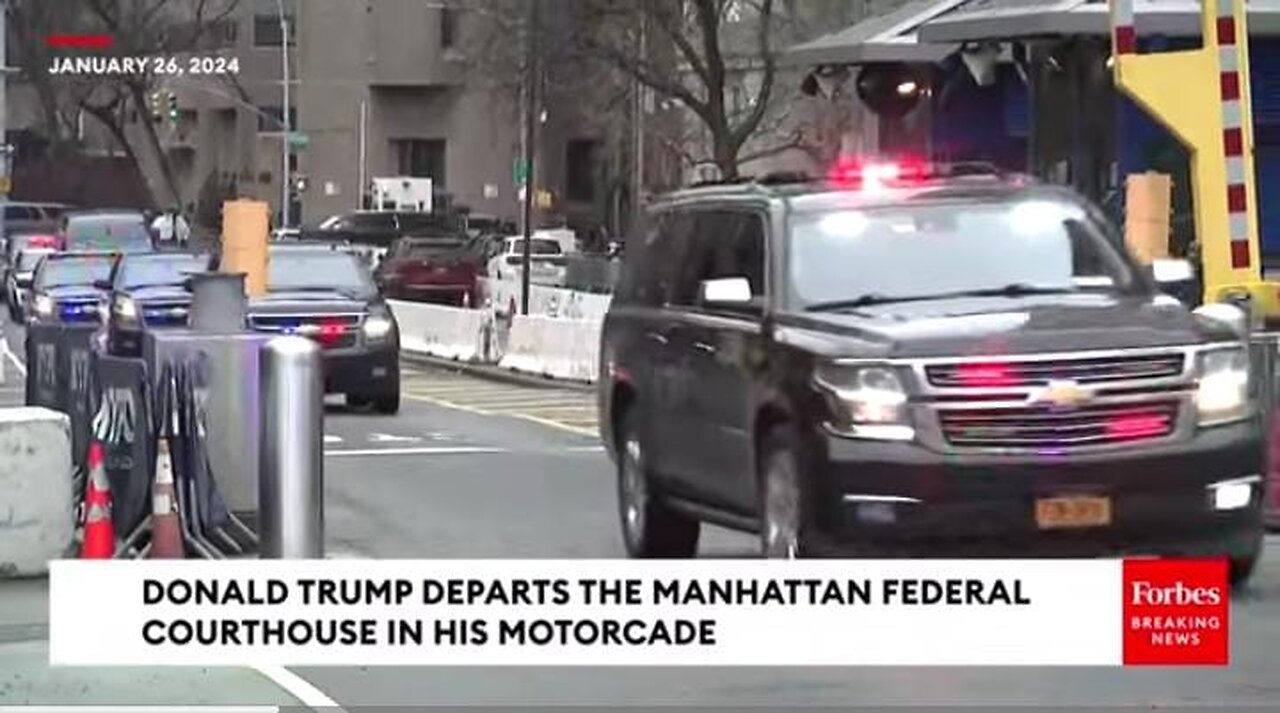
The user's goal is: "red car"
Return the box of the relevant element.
[375,236,483,306]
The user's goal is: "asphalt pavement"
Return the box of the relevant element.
[3,313,1280,707]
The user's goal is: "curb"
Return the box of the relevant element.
[399,352,596,393]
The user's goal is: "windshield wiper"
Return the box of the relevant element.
[804,284,1075,313]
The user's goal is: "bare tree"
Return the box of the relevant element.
[9,0,240,208]
[575,0,782,180]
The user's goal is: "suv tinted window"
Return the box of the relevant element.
[5,206,33,220]
[670,209,765,308]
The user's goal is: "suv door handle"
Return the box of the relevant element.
[694,341,716,354]
[646,331,668,345]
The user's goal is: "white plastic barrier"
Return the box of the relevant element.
[499,315,602,383]
[480,278,612,321]
[0,408,73,576]
[390,300,493,362]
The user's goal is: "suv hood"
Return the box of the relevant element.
[45,285,104,301]
[127,285,193,303]
[248,291,369,314]
[778,293,1235,358]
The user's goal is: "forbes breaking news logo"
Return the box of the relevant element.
[1123,559,1229,665]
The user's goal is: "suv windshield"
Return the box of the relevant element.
[394,239,469,259]
[37,256,114,289]
[789,198,1139,309]
[120,254,210,288]
[65,215,153,252]
[267,250,376,298]
[17,250,52,272]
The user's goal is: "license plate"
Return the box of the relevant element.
[1034,496,1112,529]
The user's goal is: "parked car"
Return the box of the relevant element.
[5,246,55,321]
[60,210,155,254]
[26,251,118,326]
[2,202,67,239]
[376,236,484,306]
[487,236,567,286]
[236,244,401,413]
[301,211,464,265]
[102,251,215,357]
[597,160,1264,587]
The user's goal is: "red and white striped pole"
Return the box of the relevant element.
[1215,0,1252,269]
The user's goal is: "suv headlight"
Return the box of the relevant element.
[32,293,54,320]
[113,295,139,324]
[1196,347,1250,426]
[363,311,396,341]
[814,363,914,440]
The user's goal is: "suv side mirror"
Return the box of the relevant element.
[1150,258,1194,285]
[699,277,753,307]
[1193,302,1249,338]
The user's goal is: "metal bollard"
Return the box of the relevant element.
[259,335,325,558]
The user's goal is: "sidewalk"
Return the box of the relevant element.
[0,577,304,706]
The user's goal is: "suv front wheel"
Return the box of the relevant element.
[760,427,820,559]
[616,411,699,558]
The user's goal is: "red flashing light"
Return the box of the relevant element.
[1105,414,1170,441]
[46,34,114,49]
[828,157,929,188]
[29,235,60,249]
[318,320,346,346]
[956,363,1021,388]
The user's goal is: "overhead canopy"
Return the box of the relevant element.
[782,0,974,66]
[919,0,1280,43]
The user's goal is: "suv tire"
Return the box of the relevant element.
[374,390,401,415]
[616,411,699,558]
[1229,530,1263,589]
[759,426,819,559]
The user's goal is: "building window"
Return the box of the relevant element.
[254,0,296,47]
[440,8,458,48]
[566,139,601,203]
[206,18,239,49]
[394,139,447,186]
[257,106,297,133]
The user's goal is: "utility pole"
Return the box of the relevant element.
[632,12,646,232]
[278,0,291,229]
[519,0,540,316]
[0,0,10,244]
[358,99,368,210]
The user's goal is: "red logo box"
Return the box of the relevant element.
[1123,558,1229,665]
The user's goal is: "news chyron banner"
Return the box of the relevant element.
[49,559,1229,667]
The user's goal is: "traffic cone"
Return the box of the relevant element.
[80,442,115,559]
[148,438,184,559]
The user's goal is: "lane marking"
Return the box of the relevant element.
[1,341,25,377]
[438,396,594,408]
[323,434,343,444]
[369,432,422,443]
[252,665,345,712]
[325,446,508,457]
[401,382,533,397]
[404,392,599,437]
[0,709,280,713]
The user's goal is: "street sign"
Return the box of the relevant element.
[288,132,310,149]
[512,158,529,185]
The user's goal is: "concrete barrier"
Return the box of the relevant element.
[390,300,493,362]
[0,408,74,577]
[499,315,602,383]
[479,278,611,321]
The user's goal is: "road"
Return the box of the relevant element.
[3,314,1280,707]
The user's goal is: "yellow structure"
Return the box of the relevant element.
[220,199,270,297]
[1124,172,1172,264]
[1110,0,1280,319]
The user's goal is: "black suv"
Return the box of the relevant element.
[240,243,401,414]
[598,162,1265,584]
[103,250,215,357]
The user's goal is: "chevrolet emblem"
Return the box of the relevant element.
[1029,379,1093,408]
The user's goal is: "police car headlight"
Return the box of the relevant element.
[363,314,395,341]
[32,294,54,319]
[113,296,140,324]
[1196,347,1250,426]
[814,363,914,440]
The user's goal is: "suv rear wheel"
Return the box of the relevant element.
[616,411,699,558]
[374,390,400,415]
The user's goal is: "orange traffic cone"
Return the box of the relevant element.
[80,442,115,559]
[148,438,184,559]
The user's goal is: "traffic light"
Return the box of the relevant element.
[149,90,164,122]
[167,92,179,124]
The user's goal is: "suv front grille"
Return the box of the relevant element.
[248,313,362,349]
[937,400,1180,449]
[925,353,1185,388]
